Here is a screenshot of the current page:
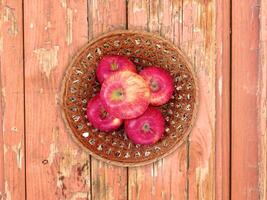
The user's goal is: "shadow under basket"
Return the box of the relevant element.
[60,30,198,167]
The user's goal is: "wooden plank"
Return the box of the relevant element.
[181,0,216,199]
[0,0,25,199]
[24,0,91,199]
[128,0,218,199]
[87,1,128,200]
[215,0,231,199]
[126,11,151,200]
[128,1,188,199]
[259,0,267,199]
[232,0,260,199]
[127,0,157,200]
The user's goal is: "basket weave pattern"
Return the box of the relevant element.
[61,31,198,166]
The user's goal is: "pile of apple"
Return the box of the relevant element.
[86,55,174,145]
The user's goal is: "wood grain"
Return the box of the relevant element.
[232,0,260,199]
[127,0,218,199]
[0,0,25,199]
[87,1,128,200]
[127,1,187,200]
[126,4,152,199]
[215,0,231,199]
[181,0,216,199]
[259,0,267,199]
[0,0,253,199]
[24,0,90,199]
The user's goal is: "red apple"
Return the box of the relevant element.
[86,94,123,132]
[100,71,151,119]
[140,66,174,106]
[125,107,165,145]
[96,55,137,83]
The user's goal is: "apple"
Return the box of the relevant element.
[96,55,137,83]
[100,71,151,119]
[140,66,174,106]
[125,107,165,145]
[86,94,123,132]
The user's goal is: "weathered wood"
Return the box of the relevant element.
[24,0,91,199]
[215,0,231,199]
[232,0,260,199]
[181,0,216,199]
[88,0,126,38]
[87,1,128,200]
[128,0,218,199]
[0,0,247,199]
[0,0,25,199]
[127,1,164,199]
[128,1,188,199]
[259,0,267,199]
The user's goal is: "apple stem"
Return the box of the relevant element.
[100,107,109,119]
[150,79,160,92]
[111,88,124,101]
[142,123,151,133]
[111,62,119,71]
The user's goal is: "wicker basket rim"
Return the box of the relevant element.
[59,30,199,167]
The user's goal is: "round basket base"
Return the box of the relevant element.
[60,30,198,167]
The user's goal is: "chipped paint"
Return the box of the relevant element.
[66,8,73,45]
[152,165,157,177]
[3,144,8,155]
[61,0,67,8]
[54,147,90,198]
[151,159,163,178]
[47,127,59,165]
[34,46,59,78]
[151,163,158,177]
[60,0,73,45]
[218,76,222,96]
[30,23,34,29]
[39,88,44,94]
[12,141,23,169]
[56,173,64,189]
[48,143,58,165]
[44,21,52,31]
[1,88,6,98]
[1,88,6,132]
[98,160,103,169]
[3,6,18,36]
[59,147,79,177]
[11,126,18,132]
[55,93,60,105]
[5,181,11,200]
[133,4,145,13]
[178,9,183,24]
[70,192,88,200]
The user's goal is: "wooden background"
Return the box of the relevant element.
[0,0,266,199]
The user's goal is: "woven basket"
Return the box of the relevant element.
[60,30,198,167]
